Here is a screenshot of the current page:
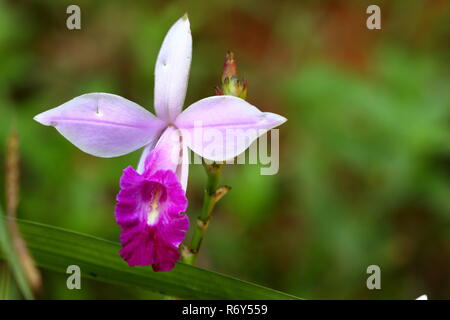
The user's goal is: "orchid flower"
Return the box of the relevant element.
[34,14,287,271]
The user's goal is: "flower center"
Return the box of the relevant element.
[147,189,161,226]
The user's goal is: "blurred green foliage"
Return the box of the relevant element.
[0,0,449,299]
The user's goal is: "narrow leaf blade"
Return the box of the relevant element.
[3,219,299,300]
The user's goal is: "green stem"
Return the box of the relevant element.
[182,162,226,265]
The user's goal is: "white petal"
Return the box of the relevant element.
[34,93,166,158]
[175,95,286,161]
[154,14,192,122]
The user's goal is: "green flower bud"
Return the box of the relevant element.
[217,52,248,100]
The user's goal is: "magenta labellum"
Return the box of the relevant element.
[115,167,188,271]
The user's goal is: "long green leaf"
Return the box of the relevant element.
[1,219,299,299]
[0,208,33,299]
[0,262,19,299]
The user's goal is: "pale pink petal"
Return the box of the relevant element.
[176,137,189,191]
[140,126,181,174]
[136,139,158,174]
[174,95,287,161]
[137,126,188,190]
[154,15,192,122]
[34,93,166,158]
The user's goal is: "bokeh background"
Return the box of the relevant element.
[0,0,449,299]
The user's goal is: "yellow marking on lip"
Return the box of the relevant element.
[147,189,161,225]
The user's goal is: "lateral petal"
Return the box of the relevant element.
[34,93,166,158]
[175,95,287,161]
